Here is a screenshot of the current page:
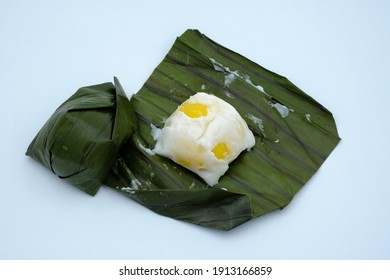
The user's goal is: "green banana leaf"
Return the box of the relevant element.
[26,77,136,195]
[26,29,340,231]
[105,29,341,230]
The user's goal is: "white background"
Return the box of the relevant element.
[1,0,389,259]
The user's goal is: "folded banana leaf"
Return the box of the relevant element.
[104,29,341,230]
[26,30,340,230]
[26,77,136,195]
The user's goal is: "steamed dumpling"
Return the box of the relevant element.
[154,92,255,186]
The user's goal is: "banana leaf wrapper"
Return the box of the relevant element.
[105,29,341,230]
[26,77,136,195]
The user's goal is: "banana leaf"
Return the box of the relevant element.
[105,29,341,230]
[26,77,136,195]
